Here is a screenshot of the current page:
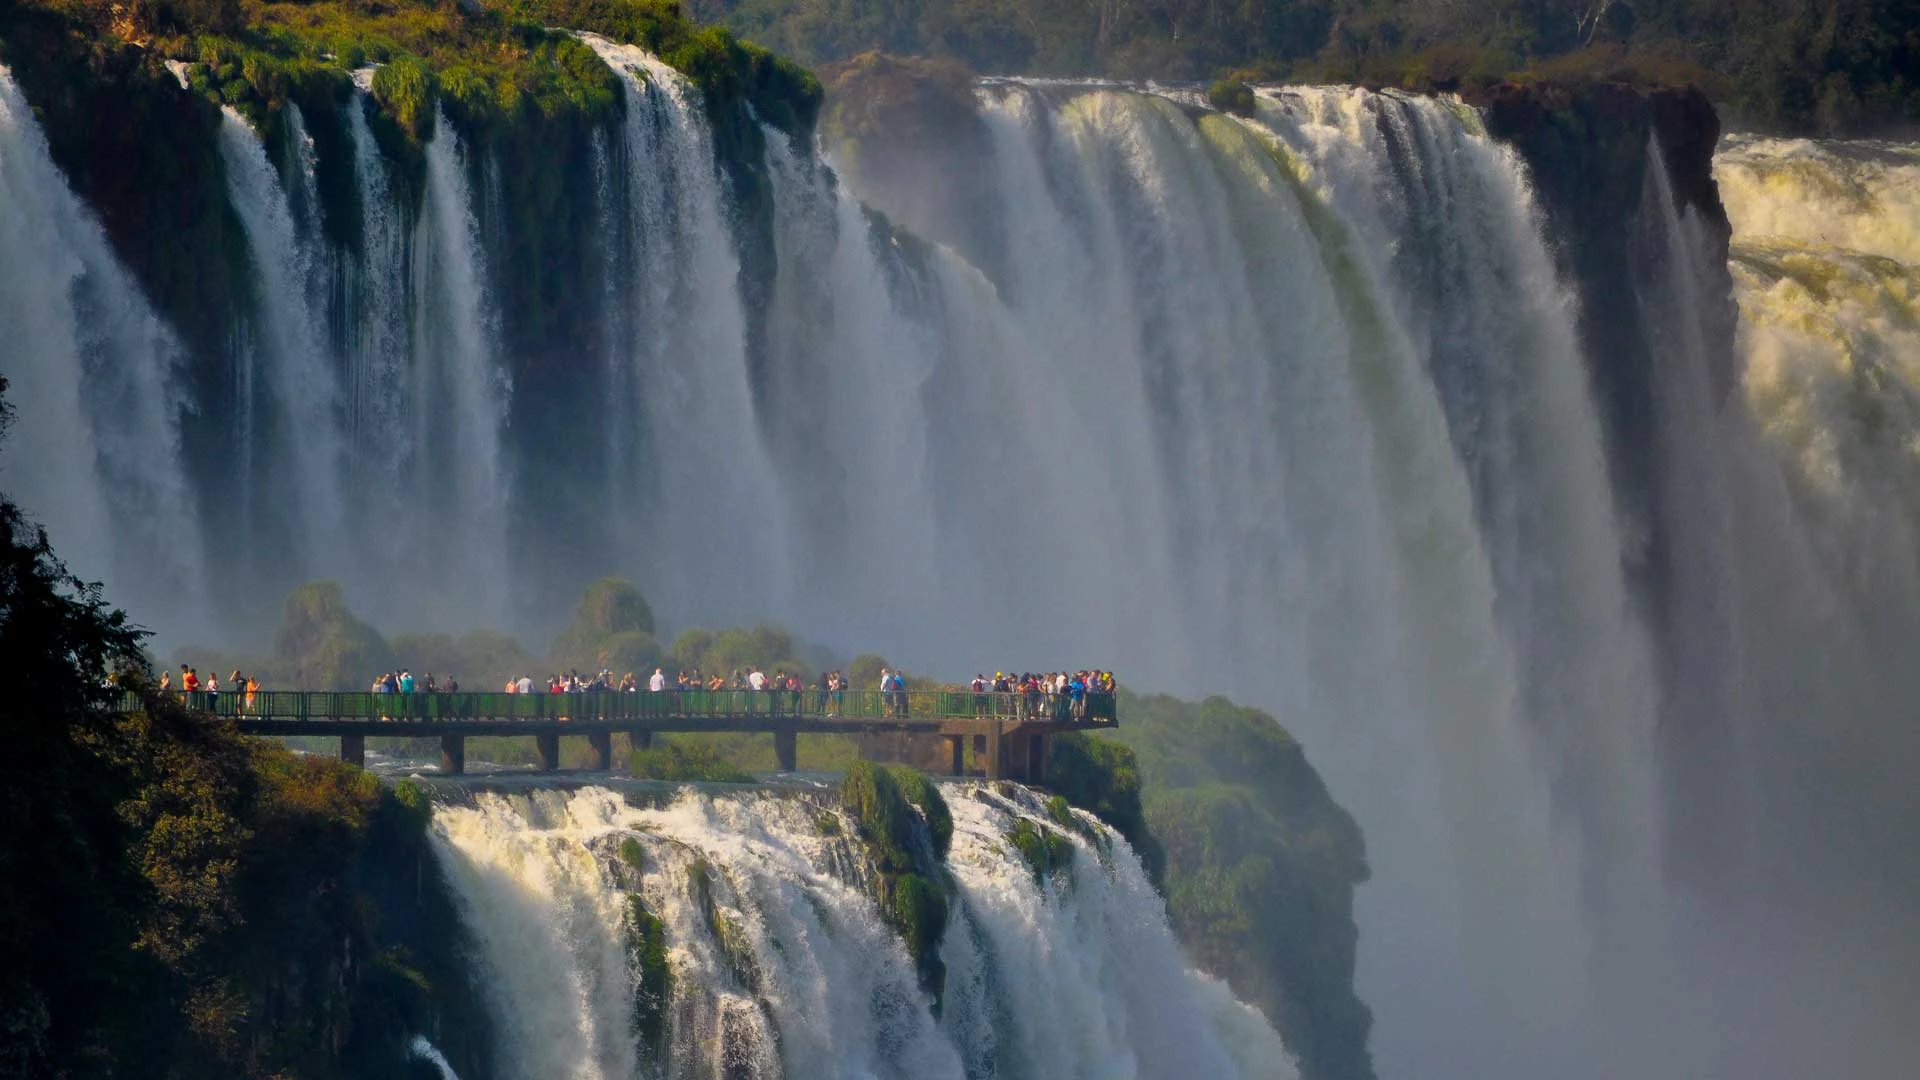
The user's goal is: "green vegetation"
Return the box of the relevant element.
[1,1,818,140]
[270,581,393,688]
[685,857,762,991]
[839,762,951,999]
[1006,816,1074,882]
[885,764,954,859]
[714,0,1918,135]
[1207,77,1255,117]
[1049,691,1373,1080]
[840,760,921,872]
[0,375,489,1077]
[549,576,658,674]
[630,740,757,783]
[624,894,673,1056]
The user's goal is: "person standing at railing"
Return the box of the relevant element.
[649,668,666,693]
[206,672,219,712]
[159,670,172,692]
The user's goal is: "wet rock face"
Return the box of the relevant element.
[1472,81,1738,607]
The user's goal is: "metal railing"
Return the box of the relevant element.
[139,688,1118,725]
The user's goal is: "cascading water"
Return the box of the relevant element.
[410,104,511,622]
[427,782,1296,1079]
[587,37,795,626]
[13,27,1920,1074]
[217,104,353,578]
[0,67,207,630]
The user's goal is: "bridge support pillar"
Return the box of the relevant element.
[340,733,365,769]
[774,729,798,773]
[440,735,466,776]
[1025,733,1049,783]
[985,722,1005,780]
[585,731,612,771]
[632,729,653,751]
[947,735,965,777]
[535,733,561,772]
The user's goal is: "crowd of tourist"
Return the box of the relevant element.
[356,663,1117,721]
[156,658,1116,725]
[157,664,261,710]
[968,670,1117,722]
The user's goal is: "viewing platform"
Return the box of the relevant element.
[152,689,1117,779]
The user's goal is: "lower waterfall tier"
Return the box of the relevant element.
[427,782,1297,1079]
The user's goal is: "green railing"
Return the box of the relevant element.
[142,688,1118,725]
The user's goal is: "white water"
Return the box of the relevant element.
[588,37,794,625]
[408,1035,463,1080]
[11,42,1920,1075]
[218,105,352,576]
[428,783,1296,1079]
[412,105,511,622]
[0,68,206,628]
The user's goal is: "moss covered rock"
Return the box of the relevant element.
[840,761,953,1001]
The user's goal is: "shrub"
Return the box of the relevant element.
[630,740,754,783]
[885,765,953,859]
[1008,817,1074,881]
[841,760,916,871]
[1207,78,1256,116]
[371,55,436,140]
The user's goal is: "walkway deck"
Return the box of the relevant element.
[153,689,1116,778]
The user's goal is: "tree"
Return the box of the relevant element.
[0,376,151,1076]
[271,582,393,689]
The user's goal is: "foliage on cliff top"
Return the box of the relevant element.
[704,0,1917,135]
[1049,691,1373,1080]
[3,0,820,139]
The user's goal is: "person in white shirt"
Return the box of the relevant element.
[649,668,666,692]
[748,667,767,691]
[516,674,533,695]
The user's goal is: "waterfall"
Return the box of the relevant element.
[427,783,1297,1079]
[587,36,795,625]
[0,68,206,629]
[411,105,511,623]
[218,105,352,578]
[13,35,1920,1073]
[408,1036,463,1080]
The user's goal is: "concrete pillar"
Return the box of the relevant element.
[985,722,1005,780]
[585,730,612,771]
[948,735,965,777]
[440,735,466,776]
[535,732,561,771]
[774,729,798,773]
[340,733,365,769]
[1026,733,1048,782]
